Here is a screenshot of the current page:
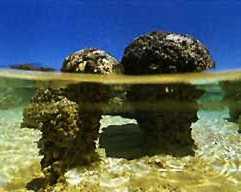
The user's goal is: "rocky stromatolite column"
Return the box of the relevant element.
[61,48,123,166]
[121,31,215,155]
[22,48,122,185]
[220,80,241,133]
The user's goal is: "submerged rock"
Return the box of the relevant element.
[21,35,215,189]
[121,31,215,155]
[22,48,122,185]
[220,80,241,133]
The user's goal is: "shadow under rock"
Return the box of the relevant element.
[99,123,195,159]
[99,123,145,160]
[26,177,47,192]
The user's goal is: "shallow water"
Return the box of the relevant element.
[0,69,241,191]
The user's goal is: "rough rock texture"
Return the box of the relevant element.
[21,88,66,129]
[121,31,215,155]
[22,89,87,184]
[22,48,122,185]
[122,31,214,74]
[126,83,203,156]
[62,48,122,74]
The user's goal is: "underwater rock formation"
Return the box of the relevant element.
[121,31,215,155]
[22,48,122,185]
[21,88,67,129]
[22,88,85,184]
[220,80,241,133]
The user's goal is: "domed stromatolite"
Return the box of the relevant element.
[121,31,215,156]
[62,48,125,115]
[22,48,123,186]
[62,48,122,74]
[122,31,215,75]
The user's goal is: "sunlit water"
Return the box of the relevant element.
[0,69,241,191]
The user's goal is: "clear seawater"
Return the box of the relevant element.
[0,69,241,191]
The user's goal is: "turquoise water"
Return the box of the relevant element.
[0,70,241,191]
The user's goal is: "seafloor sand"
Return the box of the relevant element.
[1,98,241,191]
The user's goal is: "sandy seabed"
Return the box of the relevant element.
[0,104,241,192]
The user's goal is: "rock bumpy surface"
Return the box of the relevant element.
[62,48,122,74]
[121,31,215,155]
[21,32,215,189]
[22,48,122,185]
[122,31,214,74]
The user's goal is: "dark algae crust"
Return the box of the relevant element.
[61,48,122,74]
[21,31,216,191]
[220,80,241,133]
[22,48,123,188]
[122,31,215,74]
[121,31,215,156]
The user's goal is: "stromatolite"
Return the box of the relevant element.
[220,80,241,133]
[121,31,215,155]
[22,48,122,185]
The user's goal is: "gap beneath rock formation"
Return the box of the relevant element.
[99,115,195,159]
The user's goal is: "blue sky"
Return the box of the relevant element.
[0,0,241,71]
